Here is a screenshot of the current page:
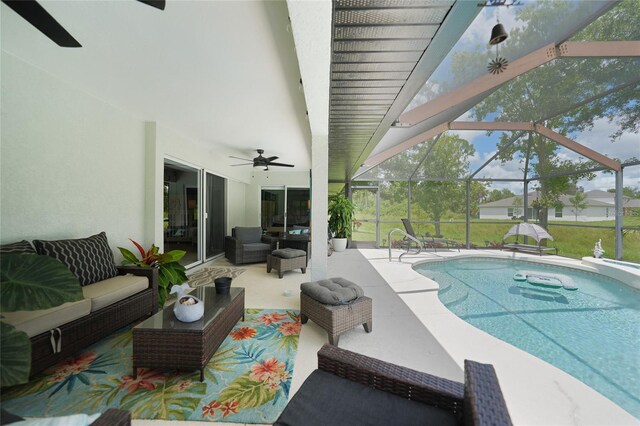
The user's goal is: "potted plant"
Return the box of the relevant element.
[328,194,355,252]
[118,239,188,308]
[1,254,85,387]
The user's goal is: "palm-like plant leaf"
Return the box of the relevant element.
[0,254,83,312]
[217,372,276,408]
[0,322,31,387]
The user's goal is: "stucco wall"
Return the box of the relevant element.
[0,52,145,255]
[0,52,250,259]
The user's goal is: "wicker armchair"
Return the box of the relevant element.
[275,345,512,426]
[224,227,277,265]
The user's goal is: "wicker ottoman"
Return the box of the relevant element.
[267,248,307,279]
[300,278,372,346]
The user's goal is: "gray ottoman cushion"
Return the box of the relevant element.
[272,248,306,259]
[300,277,364,305]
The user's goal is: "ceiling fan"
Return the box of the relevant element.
[1,0,165,48]
[230,149,294,171]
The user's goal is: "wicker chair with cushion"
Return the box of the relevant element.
[275,345,512,426]
[224,227,277,265]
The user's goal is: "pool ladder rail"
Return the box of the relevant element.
[387,228,441,262]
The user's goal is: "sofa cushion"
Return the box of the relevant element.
[33,232,118,286]
[233,227,262,243]
[274,369,457,426]
[81,274,149,312]
[11,413,101,426]
[243,242,271,253]
[0,240,36,254]
[272,248,306,259]
[300,277,364,305]
[2,299,91,338]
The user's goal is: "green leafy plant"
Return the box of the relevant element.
[328,194,356,239]
[118,239,187,308]
[0,254,84,387]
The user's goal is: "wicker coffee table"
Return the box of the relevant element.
[132,286,244,381]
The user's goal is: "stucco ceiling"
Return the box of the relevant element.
[1,0,311,170]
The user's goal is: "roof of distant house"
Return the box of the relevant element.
[479,190,639,208]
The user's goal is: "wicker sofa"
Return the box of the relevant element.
[224,227,277,265]
[275,345,512,426]
[0,233,158,377]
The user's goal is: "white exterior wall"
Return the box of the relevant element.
[551,205,611,222]
[1,53,250,257]
[479,207,509,220]
[1,53,145,257]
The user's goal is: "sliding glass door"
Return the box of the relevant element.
[164,160,200,267]
[164,159,227,267]
[205,172,225,259]
[261,187,310,235]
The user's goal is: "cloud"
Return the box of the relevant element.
[568,118,640,163]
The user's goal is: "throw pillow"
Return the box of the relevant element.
[33,232,118,286]
[0,240,36,255]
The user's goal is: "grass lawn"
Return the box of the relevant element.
[352,218,640,263]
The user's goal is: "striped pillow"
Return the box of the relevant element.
[33,232,118,286]
[0,240,36,254]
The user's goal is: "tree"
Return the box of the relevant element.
[485,188,515,204]
[450,1,638,230]
[411,134,475,236]
[512,196,522,218]
[608,187,640,199]
[569,191,588,222]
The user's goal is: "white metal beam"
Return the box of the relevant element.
[534,124,621,171]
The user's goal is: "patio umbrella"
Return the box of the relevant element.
[503,223,554,242]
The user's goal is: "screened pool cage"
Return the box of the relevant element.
[335,0,640,262]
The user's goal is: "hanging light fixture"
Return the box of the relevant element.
[487,12,509,75]
[489,23,508,45]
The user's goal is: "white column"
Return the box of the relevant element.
[144,121,163,249]
[311,135,328,280]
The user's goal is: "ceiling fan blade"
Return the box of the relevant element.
[231,163,252,167]
[2,0,82,47]
[229,156,253,162]
[136,0,166,10]
[265,156,279,162]
[268,162,294,168]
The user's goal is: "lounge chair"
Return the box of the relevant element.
[275,344,512,426]
[401,218,461,252]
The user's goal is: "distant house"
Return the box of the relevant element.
[479,190,640,222]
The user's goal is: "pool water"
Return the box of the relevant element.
[415,258,640,418]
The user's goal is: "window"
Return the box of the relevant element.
[555,207,563,218]
[508,208,514,217]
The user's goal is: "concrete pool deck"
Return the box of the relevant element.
[361,248,638,425]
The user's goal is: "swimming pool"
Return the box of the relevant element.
[415,257,640,419]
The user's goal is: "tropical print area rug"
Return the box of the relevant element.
[188,266,246,288]
[1,309,300,424]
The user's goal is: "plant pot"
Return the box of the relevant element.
[332,238,347,252]
[214,276,232,294]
